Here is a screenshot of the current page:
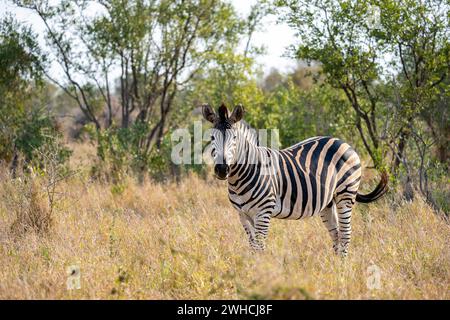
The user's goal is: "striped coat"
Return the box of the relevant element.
[203,104,388,256]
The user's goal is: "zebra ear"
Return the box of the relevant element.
[229,104,245,124]
[202,104,216,123]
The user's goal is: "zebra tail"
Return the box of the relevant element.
[356,171,389,203]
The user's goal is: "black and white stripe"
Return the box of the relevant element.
[203,104,388,256]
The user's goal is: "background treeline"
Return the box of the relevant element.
[0,0,448,214]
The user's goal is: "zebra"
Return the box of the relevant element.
[202,103,388,256]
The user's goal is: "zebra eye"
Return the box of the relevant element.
[211,136,215,141]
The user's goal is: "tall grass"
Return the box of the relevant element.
[0,163,448,299]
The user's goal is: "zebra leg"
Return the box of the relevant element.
[252,211,272,250]
[239,212,257,249]
[320,202,339,254]
[334,196,355,257]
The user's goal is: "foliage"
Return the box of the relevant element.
[262,80,352,148]
[276,0,449,208]
[86,121,173,182]
[0,16,43,93]
[11,0,274,181]
[4,0,448,211]
[277,0,448,158]
[0,16,70,171]
[15,0,259,177]
[1,135,73,236]
[0,16,43,161]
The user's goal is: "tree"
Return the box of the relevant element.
[277,0,449,167]
[376,0,449,170]
[0,16,50,165]
[277,0,384,165]
[277,0,449,207]
[13,0,256,176]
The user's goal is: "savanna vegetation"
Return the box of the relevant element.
[0,0,448,299]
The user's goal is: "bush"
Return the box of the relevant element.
[88,122,176,183]
[1,134,73,237]
[7,176,53,236]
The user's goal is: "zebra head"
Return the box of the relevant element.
[202,103,245,180]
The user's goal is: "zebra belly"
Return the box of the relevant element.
[273,196,314,220]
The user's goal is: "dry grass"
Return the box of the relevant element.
[0,164,449,299]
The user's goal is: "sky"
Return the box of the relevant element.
[230,0,297,73]
[0,0,298,75]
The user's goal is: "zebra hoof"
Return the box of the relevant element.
[332,244,339,255]
[250,245,265,252]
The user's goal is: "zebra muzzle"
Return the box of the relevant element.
[214,164,229,180]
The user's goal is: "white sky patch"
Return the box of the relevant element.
[231,0,297,74]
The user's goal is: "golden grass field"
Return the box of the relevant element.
[0,144,449,299]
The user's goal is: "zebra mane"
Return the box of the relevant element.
[236,120,259,146]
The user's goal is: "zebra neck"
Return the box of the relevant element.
[228,134,262,185]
